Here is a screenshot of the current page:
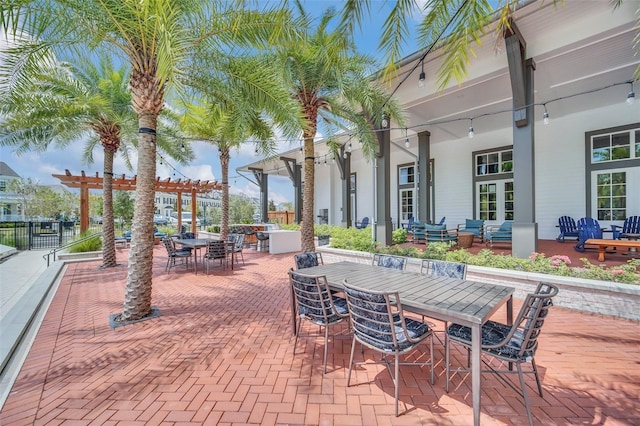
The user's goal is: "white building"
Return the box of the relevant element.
[238,0,639,256]
[0,162,24,221]
[154,190,222,218]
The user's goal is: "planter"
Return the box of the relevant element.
[57,250,103,262]
[317,246,640,322]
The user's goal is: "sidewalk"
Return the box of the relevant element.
[0,247,65,408]
[0,248,49,319]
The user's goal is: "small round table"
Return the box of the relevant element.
[457,232,474,249]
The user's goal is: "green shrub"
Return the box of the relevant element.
[68,232,102,253]
[392,228,407,244]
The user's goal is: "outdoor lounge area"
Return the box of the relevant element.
[1,245,638,425]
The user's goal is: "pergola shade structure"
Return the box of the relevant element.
[54,170,221,233]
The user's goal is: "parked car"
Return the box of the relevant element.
[153,214,168,225]
[168,212,200,226]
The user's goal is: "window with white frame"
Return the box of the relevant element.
[399,165,415,184]
[591,130,639,163]
[475,149,513,176]
[595,172,626,221]
[586,124,640,222]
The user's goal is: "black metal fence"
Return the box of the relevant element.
[0,221,99,250]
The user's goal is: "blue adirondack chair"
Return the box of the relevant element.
[556,216,580,242]
[574,217,602,252]
[355,217,369,229]
[611,216,640,239]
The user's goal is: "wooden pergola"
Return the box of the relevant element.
[53,170,221,233]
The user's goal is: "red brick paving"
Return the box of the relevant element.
[1,245,639,425]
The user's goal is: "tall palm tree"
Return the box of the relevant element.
[181,54,302,241]
[0,49,191,269]
[276,7,405,252]
[2,0,299,321]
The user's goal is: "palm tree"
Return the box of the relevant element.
[276,7,405,252]
[0,49,191,269]
[181,54,302,241]
[2,0,299,321]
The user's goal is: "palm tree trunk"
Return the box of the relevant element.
[301,133,316,252]
[220,148,230,242]
[119,112,158,321]
[101,147,117,268]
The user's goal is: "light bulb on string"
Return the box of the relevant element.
[468,118,474,139]
[404,128,410,148]
[347,142,352,152]
[543,104,550,125]
[418,60,425,88]
[626,82,635,105]
[181,142,186,152]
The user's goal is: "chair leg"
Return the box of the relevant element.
[445,332,450,393]
[394,353,400,417]
[293,317,300,355]
[531,358,543,397]
[429,333,435,385]
[517,363,535,426]
[323,326,329,374]
[347,336,357,387]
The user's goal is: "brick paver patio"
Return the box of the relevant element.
[1,246,639,425]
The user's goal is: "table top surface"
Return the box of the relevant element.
[175,238,227,248]
[299,261,514,326]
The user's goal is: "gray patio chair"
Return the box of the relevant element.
[342,280,434,417]
[445,282,559,426]
[420,259,467,279]
[256,231,270,251]
[372,253,407,270]
[288,269,349,374]
[203,240,228,273]
[228,233,245,265]
[420,259,468,332]
[294,251,324,269]
[162,237,191,273]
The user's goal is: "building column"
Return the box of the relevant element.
[506,21,538,257]
[250,168,268,223]
[375,120,392,246]
[336,145,352,227]
[417,131,431,224]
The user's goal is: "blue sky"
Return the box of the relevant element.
[0,1,425,204]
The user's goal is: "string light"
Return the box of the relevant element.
[418,60,425,88]
[381,113,388,128]
[543,104,550,125]
[181,142,186,152]
[627,81,635,105]
[468,118,474,139]
[404,128,410,148]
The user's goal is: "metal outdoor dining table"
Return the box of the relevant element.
[174,238,234,274]
[297,261,515,426]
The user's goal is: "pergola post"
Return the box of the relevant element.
[80,182,89,233]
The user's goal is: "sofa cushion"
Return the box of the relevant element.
[425,224,446,231]
[465,219,484,229]
[499,221,513,231]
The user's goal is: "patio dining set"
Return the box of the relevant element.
[161,232,254,274]
[288,251,558,426]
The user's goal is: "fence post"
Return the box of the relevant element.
[28,221,32,250]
